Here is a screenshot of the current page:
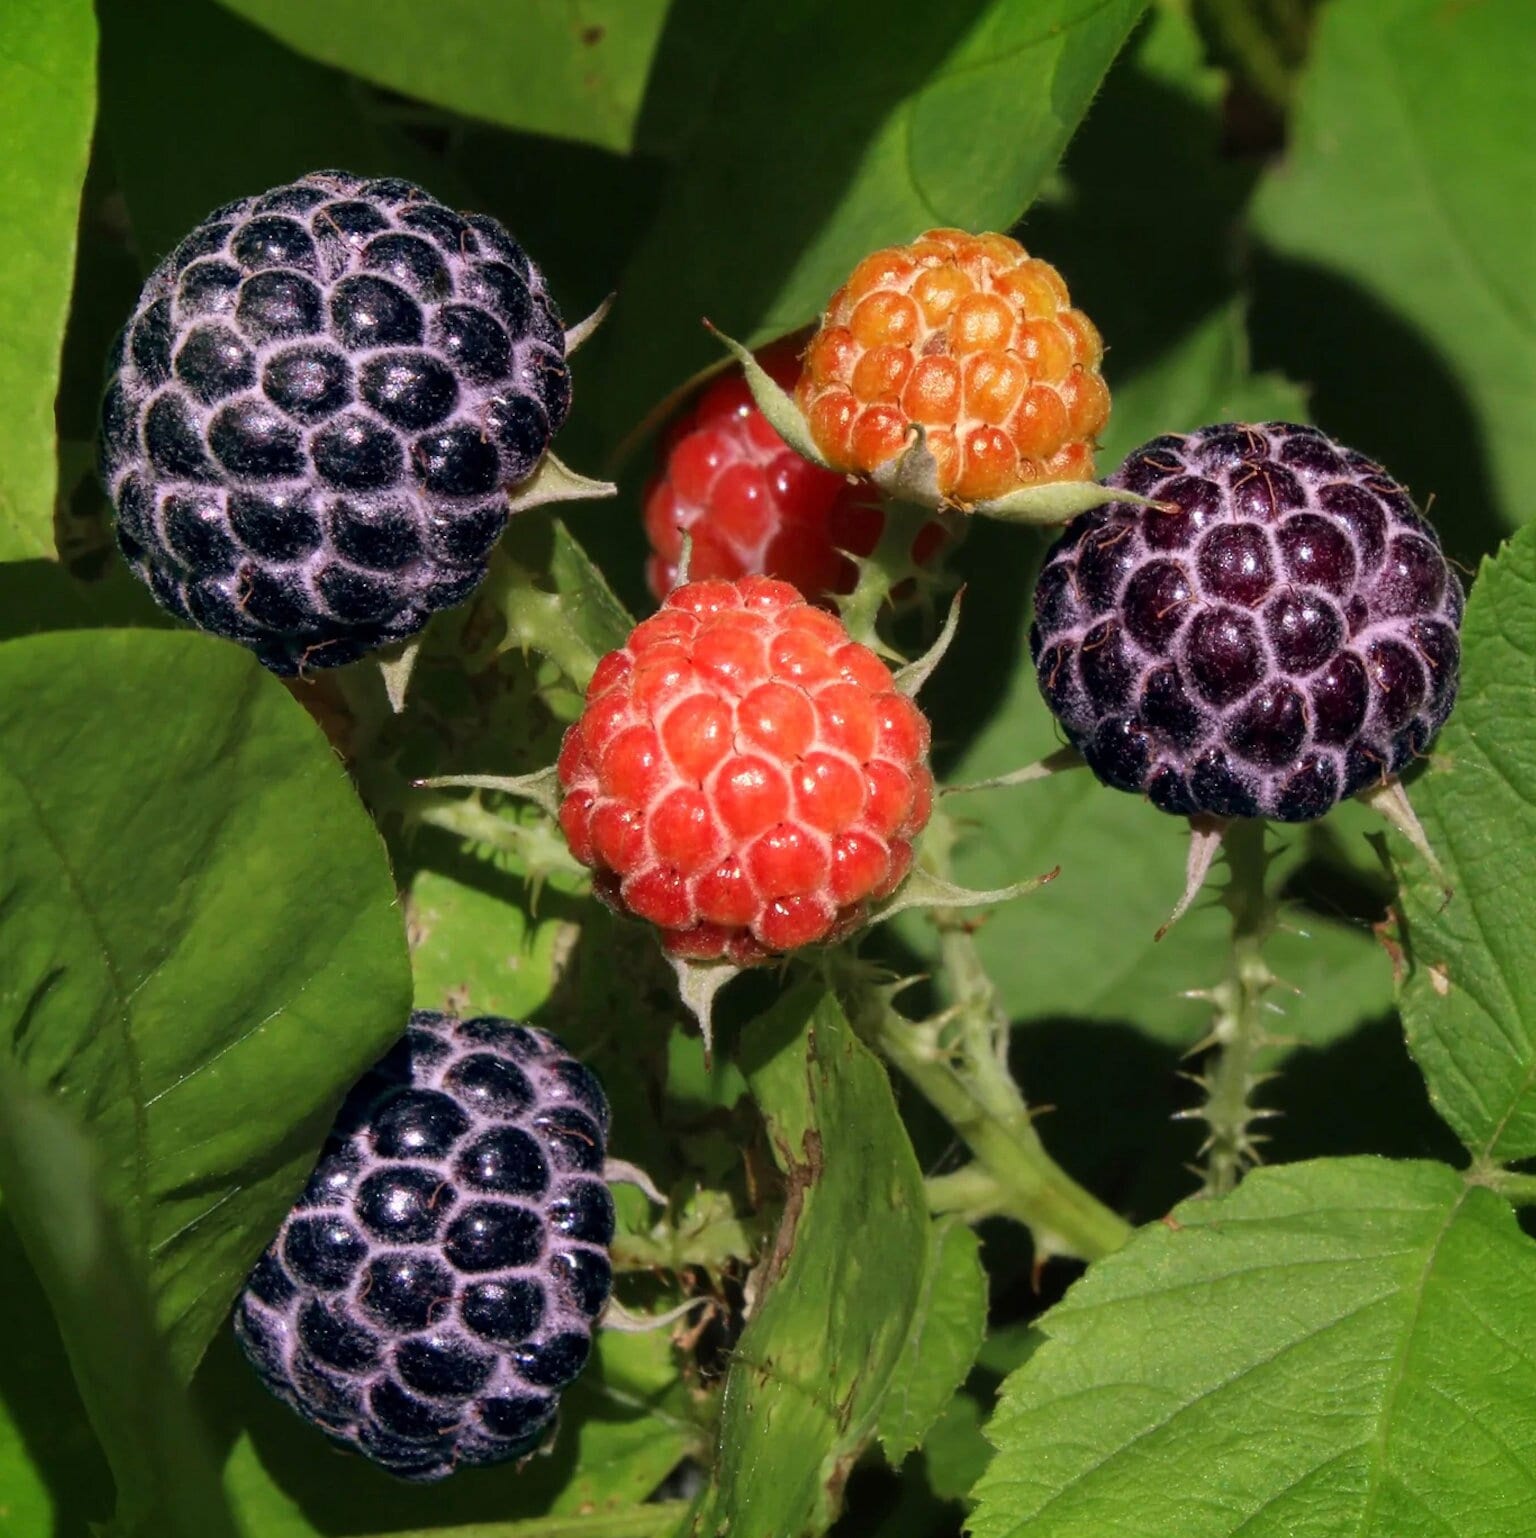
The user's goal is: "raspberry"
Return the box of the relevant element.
[794,228,1109,505]
[99,171,571,674]
[234,1012,613,1482]
[644,345,940,601]
[555,576,935,965]
[1030,423,1464,822]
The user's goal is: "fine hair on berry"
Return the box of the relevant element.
[233,1012,613,1482]
[1031,423,1463,821]
[99,171,571,674]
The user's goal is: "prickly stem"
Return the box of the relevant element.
[1197,817,1280,1197]
[482,545,601,690]
[840,799,1131,1263]
[835,495,944,652]
[409,789,583,878]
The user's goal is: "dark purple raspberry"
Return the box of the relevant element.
[234,1012,613,1482]
[99,172,571,674]
[1030,423,1463,822]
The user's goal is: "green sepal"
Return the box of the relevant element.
[667,952,742,1062]
[1357,776,1450,899]
[1155,813,1232,942]
[414,763,564,819]
[376,632,425,714]
[872,862,1057,924]
[944,744,1086,796]
[894,588,962,698]
[871,422,945,506]
[506,450,617,514]
[564,293,615,355]
[707,323,831,468]
[970,477,1162,525]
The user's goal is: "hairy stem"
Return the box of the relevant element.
[409,790,582,876]
[1196,0,1296,110]
[504,587,599,692]
[865,987,1131,1261]
[836,496,945,653]
[849,804,1132,1262]
[1198,818,1278,1197]
[1472,1169,1536,1206]
[924,1164,1009,1220]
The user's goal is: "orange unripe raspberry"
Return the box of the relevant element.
[795,228,1110,503]
[556,577,935,967]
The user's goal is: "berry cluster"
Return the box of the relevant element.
[1031,424,1463,821]
[644,346,938,601]
[794,228,1109,504]
[556,576,935,965]
[235,1012,613,1481]
[100,171,570,673]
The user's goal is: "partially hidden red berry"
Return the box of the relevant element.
[557,577,935,965]
[1031,423,1464,822]
[643,343,940,601]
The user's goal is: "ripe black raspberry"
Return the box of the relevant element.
[99,172,571,674]
[1030,423,1463,822]
[234,1012,613,1481]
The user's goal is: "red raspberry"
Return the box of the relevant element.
[795,229,1109,505]
[644,346,939,601]
[556,576,935,966]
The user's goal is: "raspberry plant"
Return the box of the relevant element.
[3,5,1535,1538]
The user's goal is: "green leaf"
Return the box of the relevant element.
[1020,2,1254,391]
[0,0,96,561]
[877,1218,989,1465]
[1100,303,1307,470]
[0,629,411,1378]
[407,862,578,1021]
[490,513,637,692]
[970,1158,1536,1538]
[98,0,440,268]
[216,1327,699,1535]
[0,1076,237,1538]
[920,1387,992,1506]
[358,1509,689,1538]
[0,1206,114,1535]
[914,1325,1039,1506]
[692,985,933,1537]
[0,558,170,642]
[213,0,671,153]
[544,516,637,660]
[1394,524,1536,1162]
[585,0,1146,445]
[1251,0,1536,544]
